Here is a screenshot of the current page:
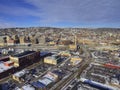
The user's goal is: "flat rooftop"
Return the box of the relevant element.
[78,84,99,90]
[40,52,51,57]
[0,56,9,60]
[4,61,14,64]
[22,84,35,90]
[13,70,26,77]
[12,51,35,58]
[0,62,14,73]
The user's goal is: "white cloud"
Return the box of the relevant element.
[0,4,41,17]
[0,22,14,28]
[0,0,120,27]
[0,17,15,28]
[23,0,120,23]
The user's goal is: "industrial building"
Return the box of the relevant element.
[32,71,60,90]
[40,51,52,58]
[80,78,116,90]
[70,56,82,65]
[44,55,61,65]
[0,51,41,79]
[12,70,27,83]
[0,56,9,62]
[0,61,15,79]
[32,75,54,89]
[32,81,46,90]
[15,84,35,90]
[38,78,53,88]
[0,82,10,90]
[43,72,59,82]
[10,51,40,67]
[4,61,14,67]
[51,70,65,79]
[21,84,35,90]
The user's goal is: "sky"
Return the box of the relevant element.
[0,0,120,28]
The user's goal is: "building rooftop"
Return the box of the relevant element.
[0,62,14,73]
[38,78,53,86]
[45,56,56,60]
[52,70,64,76]
[71,56,81,58]
[0,56,9,61]
[12,51,35,58]
[40,51,51,57]
[22,84,35,90]
[13,70,26,77]
[45,55,60,61]
[78,84,99,90]
[32,81,46,88]
[4,60,13,64]
[43,73,57,82]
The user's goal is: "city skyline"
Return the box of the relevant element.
[0,0,120,28]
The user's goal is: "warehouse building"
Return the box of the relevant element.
[51,70,65,79]
[32,71,59,90]
[38,78,53,88]
[43,72,59,82]
[10,84,35,90]
[10,51,40,67]
[12,69,27,83]
[32,81,46,90]
[21,84,35,90]
[0,56,9,62]
[80,78,117,90]
[70,56,82,65]
[4,61,14,67]
[0,51,41,79]
[0,61,15,79]
[44,55,61,65]
[40,51,52,58]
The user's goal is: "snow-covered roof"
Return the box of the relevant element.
[13,70,26,77]
[0,62,14,73]
[22,84,35,90]
[38,78,52,86]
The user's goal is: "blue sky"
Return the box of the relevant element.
[0,0,120,28]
